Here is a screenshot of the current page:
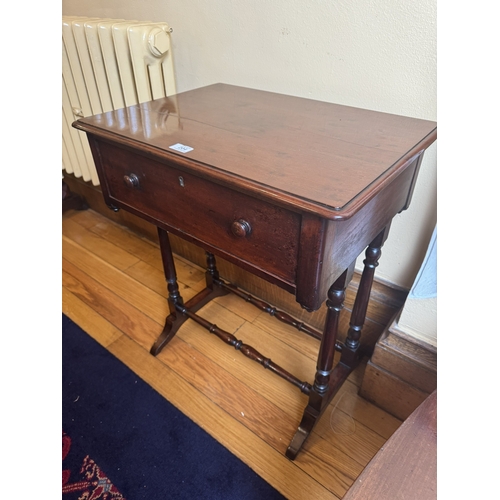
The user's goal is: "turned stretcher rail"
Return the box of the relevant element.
[176,302,312,395]
[215,278,344,352]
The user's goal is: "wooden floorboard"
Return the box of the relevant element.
[62,209,402,500]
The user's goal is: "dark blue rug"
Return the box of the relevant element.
[62,314,286,500]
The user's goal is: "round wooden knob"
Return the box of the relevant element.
[231,219,252,238]
[123,173,140,189]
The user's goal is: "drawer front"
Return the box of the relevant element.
[97,141,301,282]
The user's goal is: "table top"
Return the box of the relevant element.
[74,84,437,220]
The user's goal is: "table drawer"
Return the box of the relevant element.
[97,141,301,282]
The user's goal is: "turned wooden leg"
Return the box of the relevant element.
[150,228,186,355]
[340,225,391,367]
[150,246,228,356]
[203,251,230,299]
[206,252,227,292]
[287,227,391,459]
[286,264,354,460]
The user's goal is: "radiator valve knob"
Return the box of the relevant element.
[148,28,170,57]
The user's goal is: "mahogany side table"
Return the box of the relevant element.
[73,83,437,459]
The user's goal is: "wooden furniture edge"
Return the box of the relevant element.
[343,390,437,500]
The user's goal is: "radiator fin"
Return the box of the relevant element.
[62,16,176,186]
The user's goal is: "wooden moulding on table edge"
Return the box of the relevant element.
[62,172,414,376]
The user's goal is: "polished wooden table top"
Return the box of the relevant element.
[75,83,437,220]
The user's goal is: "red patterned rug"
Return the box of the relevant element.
[63,431,125,499]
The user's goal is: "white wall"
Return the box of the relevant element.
[62,0,437,291]
[398,226,437,346]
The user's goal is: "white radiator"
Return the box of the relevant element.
[62,16,177,185]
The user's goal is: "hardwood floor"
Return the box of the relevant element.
[62,208,402,500]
